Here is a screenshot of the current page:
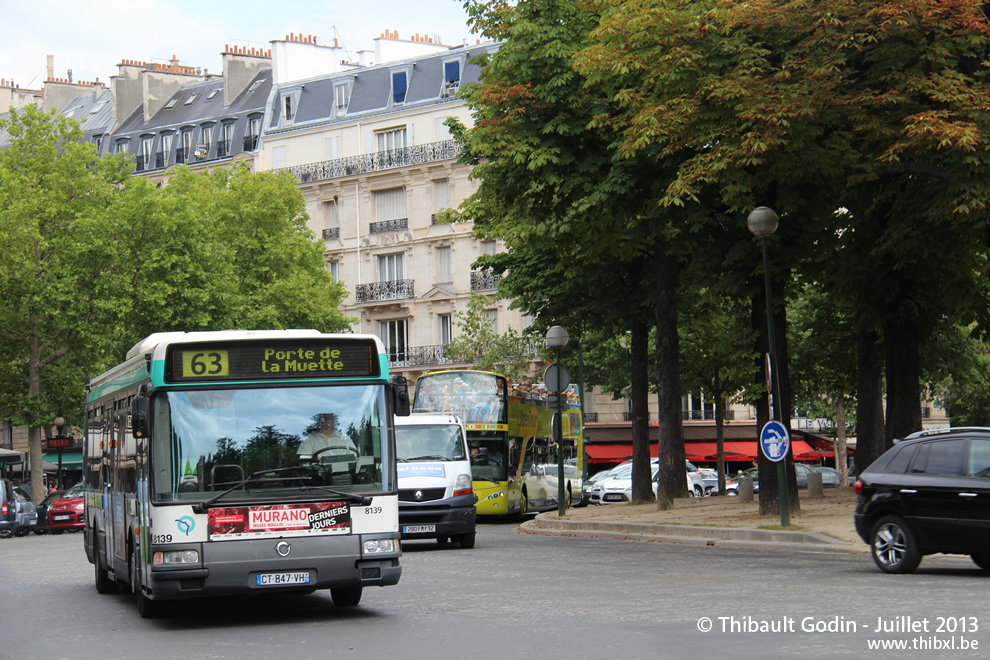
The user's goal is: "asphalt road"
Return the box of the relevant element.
[2,522,989,659]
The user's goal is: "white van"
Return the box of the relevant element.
[394,413,477,548]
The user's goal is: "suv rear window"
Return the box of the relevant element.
[967,438,990,478]
[909,439,967,476]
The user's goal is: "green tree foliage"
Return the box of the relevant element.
[1,107,350,500]
[444,293,535,380]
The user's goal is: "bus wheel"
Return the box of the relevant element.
[132,548,163,618]
[515,491,528,522]
[331,587,363,607]
[94,546,115,594]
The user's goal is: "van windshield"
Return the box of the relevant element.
[395,424,466,462]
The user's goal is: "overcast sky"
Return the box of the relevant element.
[1,0,477,89]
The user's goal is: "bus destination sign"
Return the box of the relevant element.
[165,339,379,383]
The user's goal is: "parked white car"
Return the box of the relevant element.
[591,460,705,504]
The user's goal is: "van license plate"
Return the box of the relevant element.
[256,572,311,586]
[403,525,436,533]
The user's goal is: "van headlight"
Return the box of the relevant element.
[453,473,473,497]
[364,538,398,554]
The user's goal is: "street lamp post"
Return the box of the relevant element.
[546,325,570,517]
[747,206,790,528]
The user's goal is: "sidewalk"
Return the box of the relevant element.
[520,487,868,554]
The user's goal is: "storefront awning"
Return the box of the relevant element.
[43,452,83,468]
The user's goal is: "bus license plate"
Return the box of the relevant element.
[403,525,436,533]
[256,572,311,586]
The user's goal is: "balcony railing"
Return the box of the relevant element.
[470,269,501,291]
[176,147,186,164]
[244,135,259,151]
[584,412,598,422]
[135,155,147,172]
[682,410,716,421]
[279,139,461,183]
[370,218,408,234]
[355,279,414,303]
[155,152,165,168]
[388,344,455,368]
[322,227,340,240]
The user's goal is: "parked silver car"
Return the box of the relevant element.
[0,480,37,538]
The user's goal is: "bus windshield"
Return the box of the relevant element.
[413,371,507,424]
[151,384,391,502]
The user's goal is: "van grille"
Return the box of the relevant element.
[398,488,446,502]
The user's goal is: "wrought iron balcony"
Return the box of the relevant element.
[280,140,461,183]
[135,155,147,172]
[176,147,186,164]
[355,279,414,303]
[243,135,259,151]
[388,344,455,368]
[583,412,598,422]
[470,269,501,291]
[370,218,408,234]
[322,227,340,240]
[155,152,165,168]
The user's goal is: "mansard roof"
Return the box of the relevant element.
[267,43,492,133]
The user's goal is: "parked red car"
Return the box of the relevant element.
[47,484,85,534]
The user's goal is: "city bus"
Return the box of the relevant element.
[83,330,410,617]
[411,369,582,518]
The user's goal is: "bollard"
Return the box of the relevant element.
[739,476,754,501]
[808,470,823,497]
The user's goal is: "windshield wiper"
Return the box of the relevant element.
[406,455,449,461]
[192,467,313,513]
[297,486,372,506]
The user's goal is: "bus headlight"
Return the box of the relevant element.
[484,491,507,501]
[364,539,398,554]
[153,550,199,565]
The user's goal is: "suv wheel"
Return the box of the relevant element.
[870,515,921,574]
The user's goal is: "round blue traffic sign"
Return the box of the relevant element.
[759,420,790,462]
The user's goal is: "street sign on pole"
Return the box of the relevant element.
[759,420,790,462]
[543,363,569,393]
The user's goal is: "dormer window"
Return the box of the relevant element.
[284,95,294,121]
[248,78,266,93]
[392,71,407,105]
[164,98,178,109]
[206,88,221,100]
[443,60,460,96]
[184,94,198,105]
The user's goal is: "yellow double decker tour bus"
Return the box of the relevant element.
[411,369,583,518]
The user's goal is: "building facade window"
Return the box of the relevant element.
[443,60,460,96]
[373,187,407,222]
[391,71,407,105]
[334,83,349,114]
[158,132,173,168]
[377,252,405,282]
[484,308,497,331]
[273,145,287,169]
[140,136,153,170]
[438,314,452,345]
[482,241,497,256]
[434,179,450,211]
[436,246,451,284]
[245,116,261,151]
[322,200,340,240]
[179,129,193,163]
[380,319,408,363]
[375,127,406,153]
[326,261,339,282]
[219,122,234,157]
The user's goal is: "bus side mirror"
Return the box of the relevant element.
[131,390,151,439]
[391,375,411,417]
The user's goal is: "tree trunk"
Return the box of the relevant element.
[834,396,848,486]
[855,329,886,472]
[28,332,45,504]
[715,391,726,495]
[654,234,685,510]
[884,317,923,443]
[629,319,654,504]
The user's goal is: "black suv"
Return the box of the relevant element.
[855,427,990,573]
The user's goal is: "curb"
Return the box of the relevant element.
[522,513,869,554]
